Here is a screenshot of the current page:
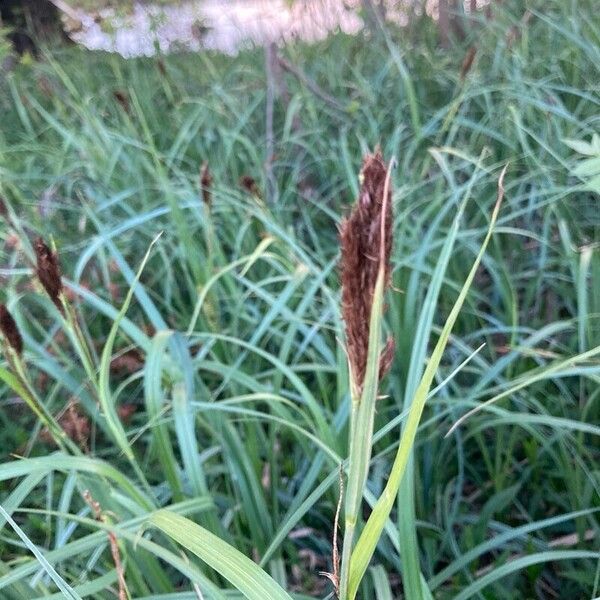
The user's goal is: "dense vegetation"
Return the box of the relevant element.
[0,1,599,598]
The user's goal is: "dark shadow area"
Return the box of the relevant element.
[0,0,67,55]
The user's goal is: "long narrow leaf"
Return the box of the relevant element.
[150,510,294,600]
[0,505,82,600]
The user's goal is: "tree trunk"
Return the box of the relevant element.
[438,0,449,48]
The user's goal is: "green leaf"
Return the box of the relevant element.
[149,510,294,600]
[429,508,599,590]
[452,551,600,600]
[98,234,160,491]
[370,565,393,600]
[563,138,597,156]
[144,330,184,500]
[0,505,82,600]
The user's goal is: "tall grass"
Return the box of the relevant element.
[0,1,599,598]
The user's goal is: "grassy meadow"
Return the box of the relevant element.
[0,1,599,598]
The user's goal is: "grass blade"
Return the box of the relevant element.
[0,505,82,600]
[150,510,294,600]
[452,551,600,600]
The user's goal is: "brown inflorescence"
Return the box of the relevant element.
[460,45,477,80]
[200,161,213,207]
[113,90,130,113]
[111,349,144,374]
[340,150,394,394]
[83,490,128,600]
[240,175,260,196]
[34,237,65,314]
[40,400,90,450]
[0,303,23,356]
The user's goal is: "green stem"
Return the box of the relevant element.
[339,269,386,598]
[10,350,80,455]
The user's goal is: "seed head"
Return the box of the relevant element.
[460,45,477,80]
[113,90,130,113]
[34,237,64,314]
[340,150,394,393]
[0,304,23,356]
[200,161,213,208]
[240,175,259,196]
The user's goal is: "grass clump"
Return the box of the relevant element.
[0,1,599,598]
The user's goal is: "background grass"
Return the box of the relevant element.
[0,0,599,598]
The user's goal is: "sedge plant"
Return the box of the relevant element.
[336,154,508,599]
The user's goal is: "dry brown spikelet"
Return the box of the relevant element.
[460,45,477,80]
[240,175,260,196]
[113,90,130,113]
[0,304,23,356]
[111,349,144,374]
[40,400,90,450]
[200,161,213,208]
[117,403,137,423]
[340,150,394,394]
[83,490,128,600]
[34,237,65,314]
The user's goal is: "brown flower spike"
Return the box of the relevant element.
[340,151,395,394]
[0,304,23,356]
[240,175,260,196]
[200,161,213,208]
[34,237,65,314]
[460,45,477,80]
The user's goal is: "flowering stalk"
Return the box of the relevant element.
[34,237,97,384]
[196,161,220,329]
[0,303,79,454]
[200,161,213,209]
[338,151,395,599]
[34,237,65,314]
[0,304,23,357]
[345,166,508,600]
